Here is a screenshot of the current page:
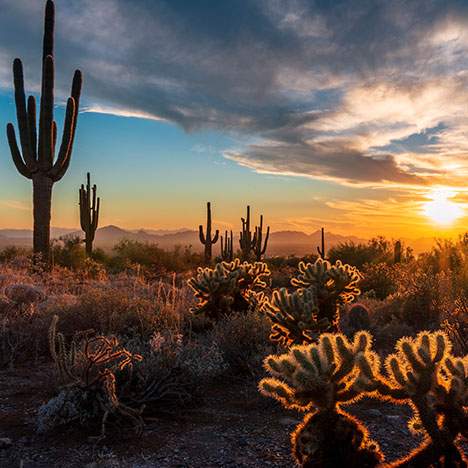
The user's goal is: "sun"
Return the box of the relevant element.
[423,188,464,225]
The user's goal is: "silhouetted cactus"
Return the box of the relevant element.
[188,259,270,319]
[79,173,100,256]
[6,0,82,262]
[259,332,383,467]
[317,227,327,259]
[220,230,234,261]
[253,215,270,261]
[264,258,362,345]
[355,331,467,466]
[240,206,255,261]
[394,240,402,264]
[199,202,219,264]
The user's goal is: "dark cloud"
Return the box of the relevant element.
[0,0,467,185]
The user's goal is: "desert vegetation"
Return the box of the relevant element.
[0,1,466,467]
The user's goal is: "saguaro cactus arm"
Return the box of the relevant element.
[317,227,326,259]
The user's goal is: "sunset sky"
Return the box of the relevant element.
[1,0,468,238]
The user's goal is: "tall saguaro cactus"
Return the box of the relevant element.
[240,206,255,261]
[79,173,100,256]
[220,230,234,261]
[199,202,219,264]
[6,0,82,261]
[317,227,327,259]
[253,215,270,261]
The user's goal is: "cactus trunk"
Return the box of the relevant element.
[79,172,100,257]
[32,174,53,261]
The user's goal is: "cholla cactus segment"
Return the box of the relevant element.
[259,332,372,411]
[188,259,270,319]
[292,259,362,305]
[263,288,327,346]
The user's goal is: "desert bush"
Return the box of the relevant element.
[188,259,270,320]
[340,303,371,338]
[210,310,275,376]
[359,262,397,299]
[4,283,45,305]
[39,316,144,437]
[264,258,361,345]
[108,240,202,276]
[51,236,87,270]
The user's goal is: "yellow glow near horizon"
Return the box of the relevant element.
[423,188,464,226]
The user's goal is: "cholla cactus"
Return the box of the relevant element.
[45,315,144,438]
[259,332,383,467]
[264,288,328,346]
[188,259,270,319]
[264,258,362,345]
[355,331,467,466]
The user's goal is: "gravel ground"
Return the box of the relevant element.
[0,366,464,467]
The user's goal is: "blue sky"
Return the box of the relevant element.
[1,0,468,237]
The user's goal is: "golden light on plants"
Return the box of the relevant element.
[423,187,464,225]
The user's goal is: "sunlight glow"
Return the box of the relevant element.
[423,188,464,225]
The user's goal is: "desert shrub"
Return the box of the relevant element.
[210,310,275,376]
[359,262,397,299]
[328,237,393,269]
[259,332,383,467]
[38,316,144,437]
[4,283,45,305]
[264,258,361,345]
[188,259,270,320]
[51,236,87,270]
[108,240,202,276]
[0,246,30,262]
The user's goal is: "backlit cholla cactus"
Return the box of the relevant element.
[355,331,467,467]
[259,332,383,467]
[188,259,270,319]
[264,258,362,346]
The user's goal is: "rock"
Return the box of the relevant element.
[5,284,45,305]
[0,438,12,449]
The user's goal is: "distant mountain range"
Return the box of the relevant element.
[0,225,443,256]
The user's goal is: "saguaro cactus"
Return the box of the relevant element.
[79,173,100,256]
[253,215,270,261]
[317,227,326,259]
[6,0,82,261]
[394,240,402,264]
[239,206,257,261]
[220,230,234,261]
[199,202,219,264]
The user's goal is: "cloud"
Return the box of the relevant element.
[0,200,30,212]
[1,0,468,188]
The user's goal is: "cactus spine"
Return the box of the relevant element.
[253,215,270,261]
[79,173,100,256]
[6,0,82,262]
[199,202,219,264]
[220,230,234,261]
[317,227,326,259]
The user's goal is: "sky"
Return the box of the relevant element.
[1,0,468,238]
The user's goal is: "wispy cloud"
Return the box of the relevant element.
[0,200,31,212]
